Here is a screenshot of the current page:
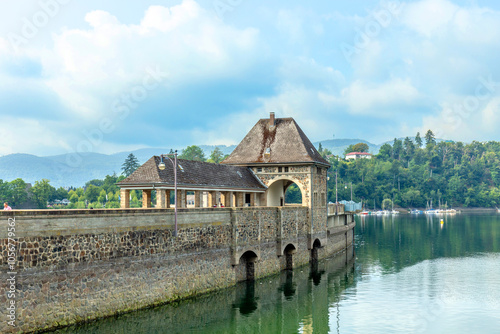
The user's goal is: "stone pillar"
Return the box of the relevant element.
[208,191,216,207]
[176,190,186,208]
[194,190,202,208]
[250,193,256,206]
[166,190,171,208]
[142,190,152,208]
[120,189,130,208]
[223,191,233,207]
[236,192,245,207]
[156,189,166,208]
[260,192,267,207]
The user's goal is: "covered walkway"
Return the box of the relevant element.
[118,156,267,209]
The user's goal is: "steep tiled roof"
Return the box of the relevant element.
[118,156,266,190]
[222,116,330,166]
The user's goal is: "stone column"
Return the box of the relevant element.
[224,191,233,207]
[166,190,171,208]
[176,190,186,208]
[250,193,256,206]
[142,190,152,208]
[156,189,166,208]
[236,192,245,207]
[194,190,202,208]
[208,191,216,207]
[120,189,130,208]
[260,192,267,207]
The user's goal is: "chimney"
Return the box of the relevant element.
[269,112,275,126]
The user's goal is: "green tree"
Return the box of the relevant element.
[344,144,355,155]
[0,180,12,204]
[121,153,140,177]
[382,198,393,210]
[352,143,370,153]
[68,190,79,204]
[392,138,403,160]
[425,130,436,149]
[98,189,107,204]
[30,179,55,209]
[377,143,392,161]
[84,184,101,203]
[179,145,206,161]
[415,132,422,148]
[207,147,225,163]
[50,187,69,202]
[85,179,104,188]
[9,178,28,207]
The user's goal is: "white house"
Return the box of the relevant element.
[345,152,372,160]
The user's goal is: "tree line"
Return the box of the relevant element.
[321,130,500,209]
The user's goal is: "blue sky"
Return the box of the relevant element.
[1,0,500,156]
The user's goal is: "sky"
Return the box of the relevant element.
[1,0,500,157]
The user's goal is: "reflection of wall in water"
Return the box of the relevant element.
[56,248,355,334]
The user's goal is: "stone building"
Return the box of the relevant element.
[222,112,331,245]
[118,112,330,217]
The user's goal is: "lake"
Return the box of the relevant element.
[51,213,500,333]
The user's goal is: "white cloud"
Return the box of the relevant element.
[39,0,260,118]
[322,78,420,115]
[401,0,458,37]
[0,0,263,155]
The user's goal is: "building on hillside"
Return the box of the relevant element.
[345,152,372,160]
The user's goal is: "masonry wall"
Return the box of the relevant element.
[0,207,354,333]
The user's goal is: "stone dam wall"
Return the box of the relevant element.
[0,207,354,333]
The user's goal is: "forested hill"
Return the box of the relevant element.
[325,132,500,208]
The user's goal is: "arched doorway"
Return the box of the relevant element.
[237,251,258,281]
[266,179,305,206]
[285,183,302,204]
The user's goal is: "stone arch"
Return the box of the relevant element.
[266,176,307,206]
[283,244,296,270]
[310,238,321,264]
[236,250,258,282]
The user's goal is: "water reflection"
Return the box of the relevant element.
[356,212,500,273]
[232,281,258,316]
[277,270,296,299]
[53,247,355,334]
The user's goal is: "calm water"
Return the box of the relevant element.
[51,213,500,333]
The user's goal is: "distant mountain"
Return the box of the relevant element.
[0,145,237,188]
